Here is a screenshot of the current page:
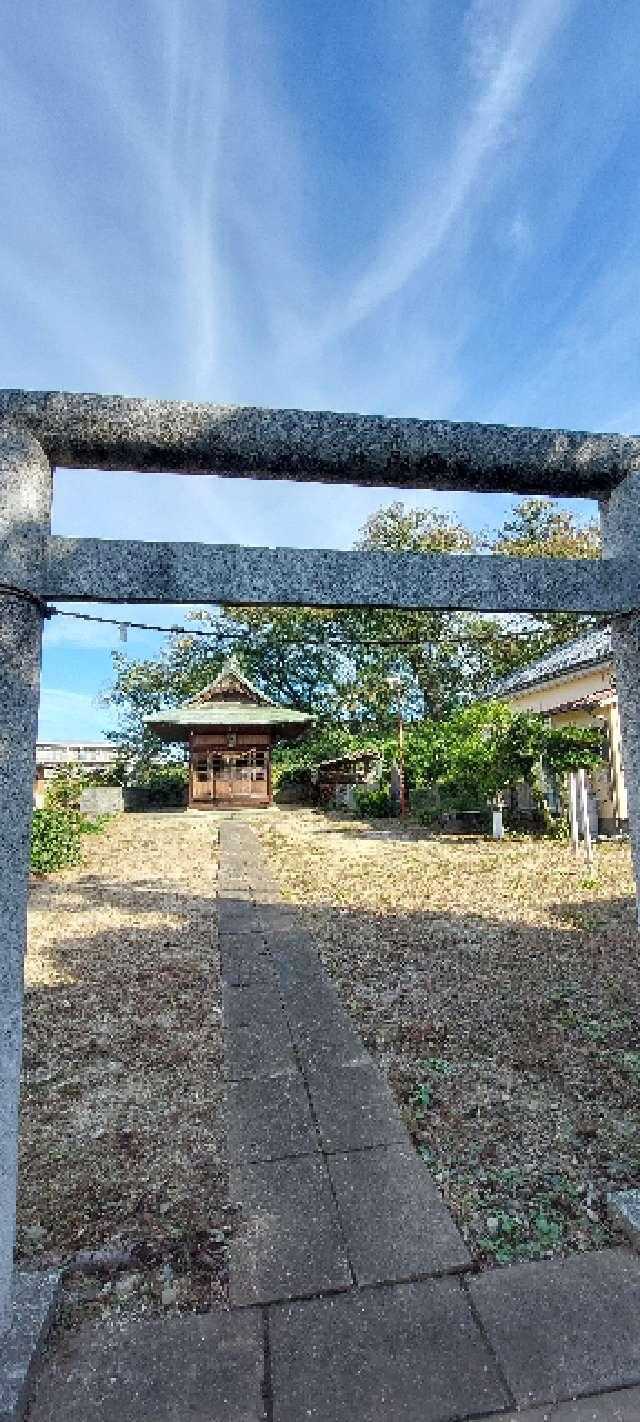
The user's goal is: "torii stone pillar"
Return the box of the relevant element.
[0,429,59,1388]
[601,473,640,921]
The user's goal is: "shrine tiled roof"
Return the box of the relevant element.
[143,658,314,735]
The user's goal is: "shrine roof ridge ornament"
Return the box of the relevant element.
[2,388,640,497]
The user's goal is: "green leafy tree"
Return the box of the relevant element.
[333,504,480,722]
[478,498,602,685]
[104,497,604,755]
[402,703,603,812]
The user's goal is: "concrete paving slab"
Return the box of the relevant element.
[0,1272,60,1422]
[228,1155,352,1305]
[269,1276,510,1421]
[225,1074,319,1164]
[293,1011,371,1072]
[469,1247,640,1407]
[222,959,275,989]
[270,945,327,996]
[328,1142,470,1285]
[28,1310,264,1421]
[306,1061,407,1151]
[258,906,302,935]
[280,973,345,1025]
[476,1384,640,1419]
[222,981,284,1029]
[224,1019,297,1081]
[218,905,263,934]
[221,953,275,990]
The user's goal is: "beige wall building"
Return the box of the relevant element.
[488,628,627,835]
[34,742,121,807]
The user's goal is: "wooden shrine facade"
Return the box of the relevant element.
[190,729,272,808]
[144,662,314,809]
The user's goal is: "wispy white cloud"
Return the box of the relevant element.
[487,249,640,431]
[296,0,573,354]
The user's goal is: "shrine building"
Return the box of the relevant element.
[144,660,314,809]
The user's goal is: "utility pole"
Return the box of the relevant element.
[388,675,406,818]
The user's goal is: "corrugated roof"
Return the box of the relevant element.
[315,748,381,771]
[484,627,612,700]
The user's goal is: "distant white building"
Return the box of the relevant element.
[34,742,121,807]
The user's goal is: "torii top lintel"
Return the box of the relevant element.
[1,388,639,498]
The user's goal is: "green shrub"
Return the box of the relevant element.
[354,786,392,819]
[31,809,84,874]
[44,768,86,811]
[132,764,188,805]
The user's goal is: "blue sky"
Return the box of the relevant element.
[3,0,639,739]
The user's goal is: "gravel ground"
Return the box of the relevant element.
[254,807,640,1268]
[18,812,233,1327]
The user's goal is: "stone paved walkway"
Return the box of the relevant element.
[25,819,640,1421]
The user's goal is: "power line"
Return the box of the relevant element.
[45,603,607,650]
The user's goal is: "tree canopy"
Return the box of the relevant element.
[103,496,603,762]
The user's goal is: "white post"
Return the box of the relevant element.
[578,767,594,867]
[569,771,580,854]
[601,475,640,923]
[0,430,51,1335]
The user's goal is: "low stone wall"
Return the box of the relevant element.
[79,787,124,816]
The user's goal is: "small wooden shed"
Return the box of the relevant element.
[144,661,314,809]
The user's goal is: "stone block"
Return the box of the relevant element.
[27,1309,264,1421]
[0,1271,60,1422]
[225,1074,319,1164]
[468,1246,640,1407]
[306,1061,407,1152]
[79,787,124,816]
[328,1142,470,1284]
[269,1277,509,1420]
[228,1155,351,1305]
[608,1190,640,1249]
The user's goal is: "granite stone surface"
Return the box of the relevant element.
[608,1189,640,1248]
[269,1277,510,1421]
[602,473,640,922]
[0,1271,60,1422]
[468,1247,640,1406]
[327,1143,470,1284]
[0,431,52,1333]
[41,535,635,612]
[228,1155,352,1305]
[2,388,639,496]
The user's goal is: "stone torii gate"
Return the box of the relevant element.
[1,388,640,1398]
